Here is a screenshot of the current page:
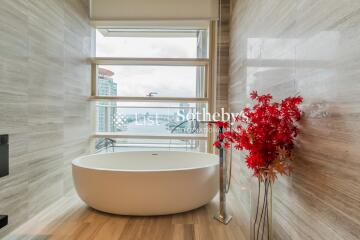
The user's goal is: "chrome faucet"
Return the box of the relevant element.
[170,119,233,224]
[146,92,158,97]
[170,119,200,134]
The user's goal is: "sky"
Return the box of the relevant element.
[96,30,200,98]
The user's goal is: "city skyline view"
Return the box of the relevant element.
[95,66,203,135]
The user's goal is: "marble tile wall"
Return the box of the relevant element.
[229,0,360,239]
[216,0,230,113]
[0,0,91,237]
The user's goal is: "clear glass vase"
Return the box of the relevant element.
[250,177,273,240]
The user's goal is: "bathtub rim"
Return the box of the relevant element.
[72,150,219,173]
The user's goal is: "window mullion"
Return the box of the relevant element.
[90,57,210,66]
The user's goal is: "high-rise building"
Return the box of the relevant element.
[96,68,117,132]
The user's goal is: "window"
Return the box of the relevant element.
[91,24,215,153]
[96,28,208,58]
[95,65,206,98]
[95,101,208,135]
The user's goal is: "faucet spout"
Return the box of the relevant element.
[146,92,158,97]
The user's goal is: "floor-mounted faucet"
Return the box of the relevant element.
[171,119,232,224]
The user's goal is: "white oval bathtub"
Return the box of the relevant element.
[72,151,219,216]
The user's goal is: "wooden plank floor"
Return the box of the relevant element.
[4,191,246,240]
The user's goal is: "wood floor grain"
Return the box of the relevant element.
[3,192,246,240]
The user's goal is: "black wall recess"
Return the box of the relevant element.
[0,134,9,178]
[0,215,7,229]
[0,134,9,229]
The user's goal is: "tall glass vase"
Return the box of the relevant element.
[250,177,272,240]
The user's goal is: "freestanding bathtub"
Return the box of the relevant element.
[72,151,219,216]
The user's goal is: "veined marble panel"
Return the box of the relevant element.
[229,0,360,239]
[0,0,91,237]
[216,0,230,113]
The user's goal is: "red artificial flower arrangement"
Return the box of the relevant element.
[214,91,303,182]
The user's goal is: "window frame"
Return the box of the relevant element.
[90,58,210,102]
[90,21,217,153]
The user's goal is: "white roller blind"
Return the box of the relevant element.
[90,0,219,21]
